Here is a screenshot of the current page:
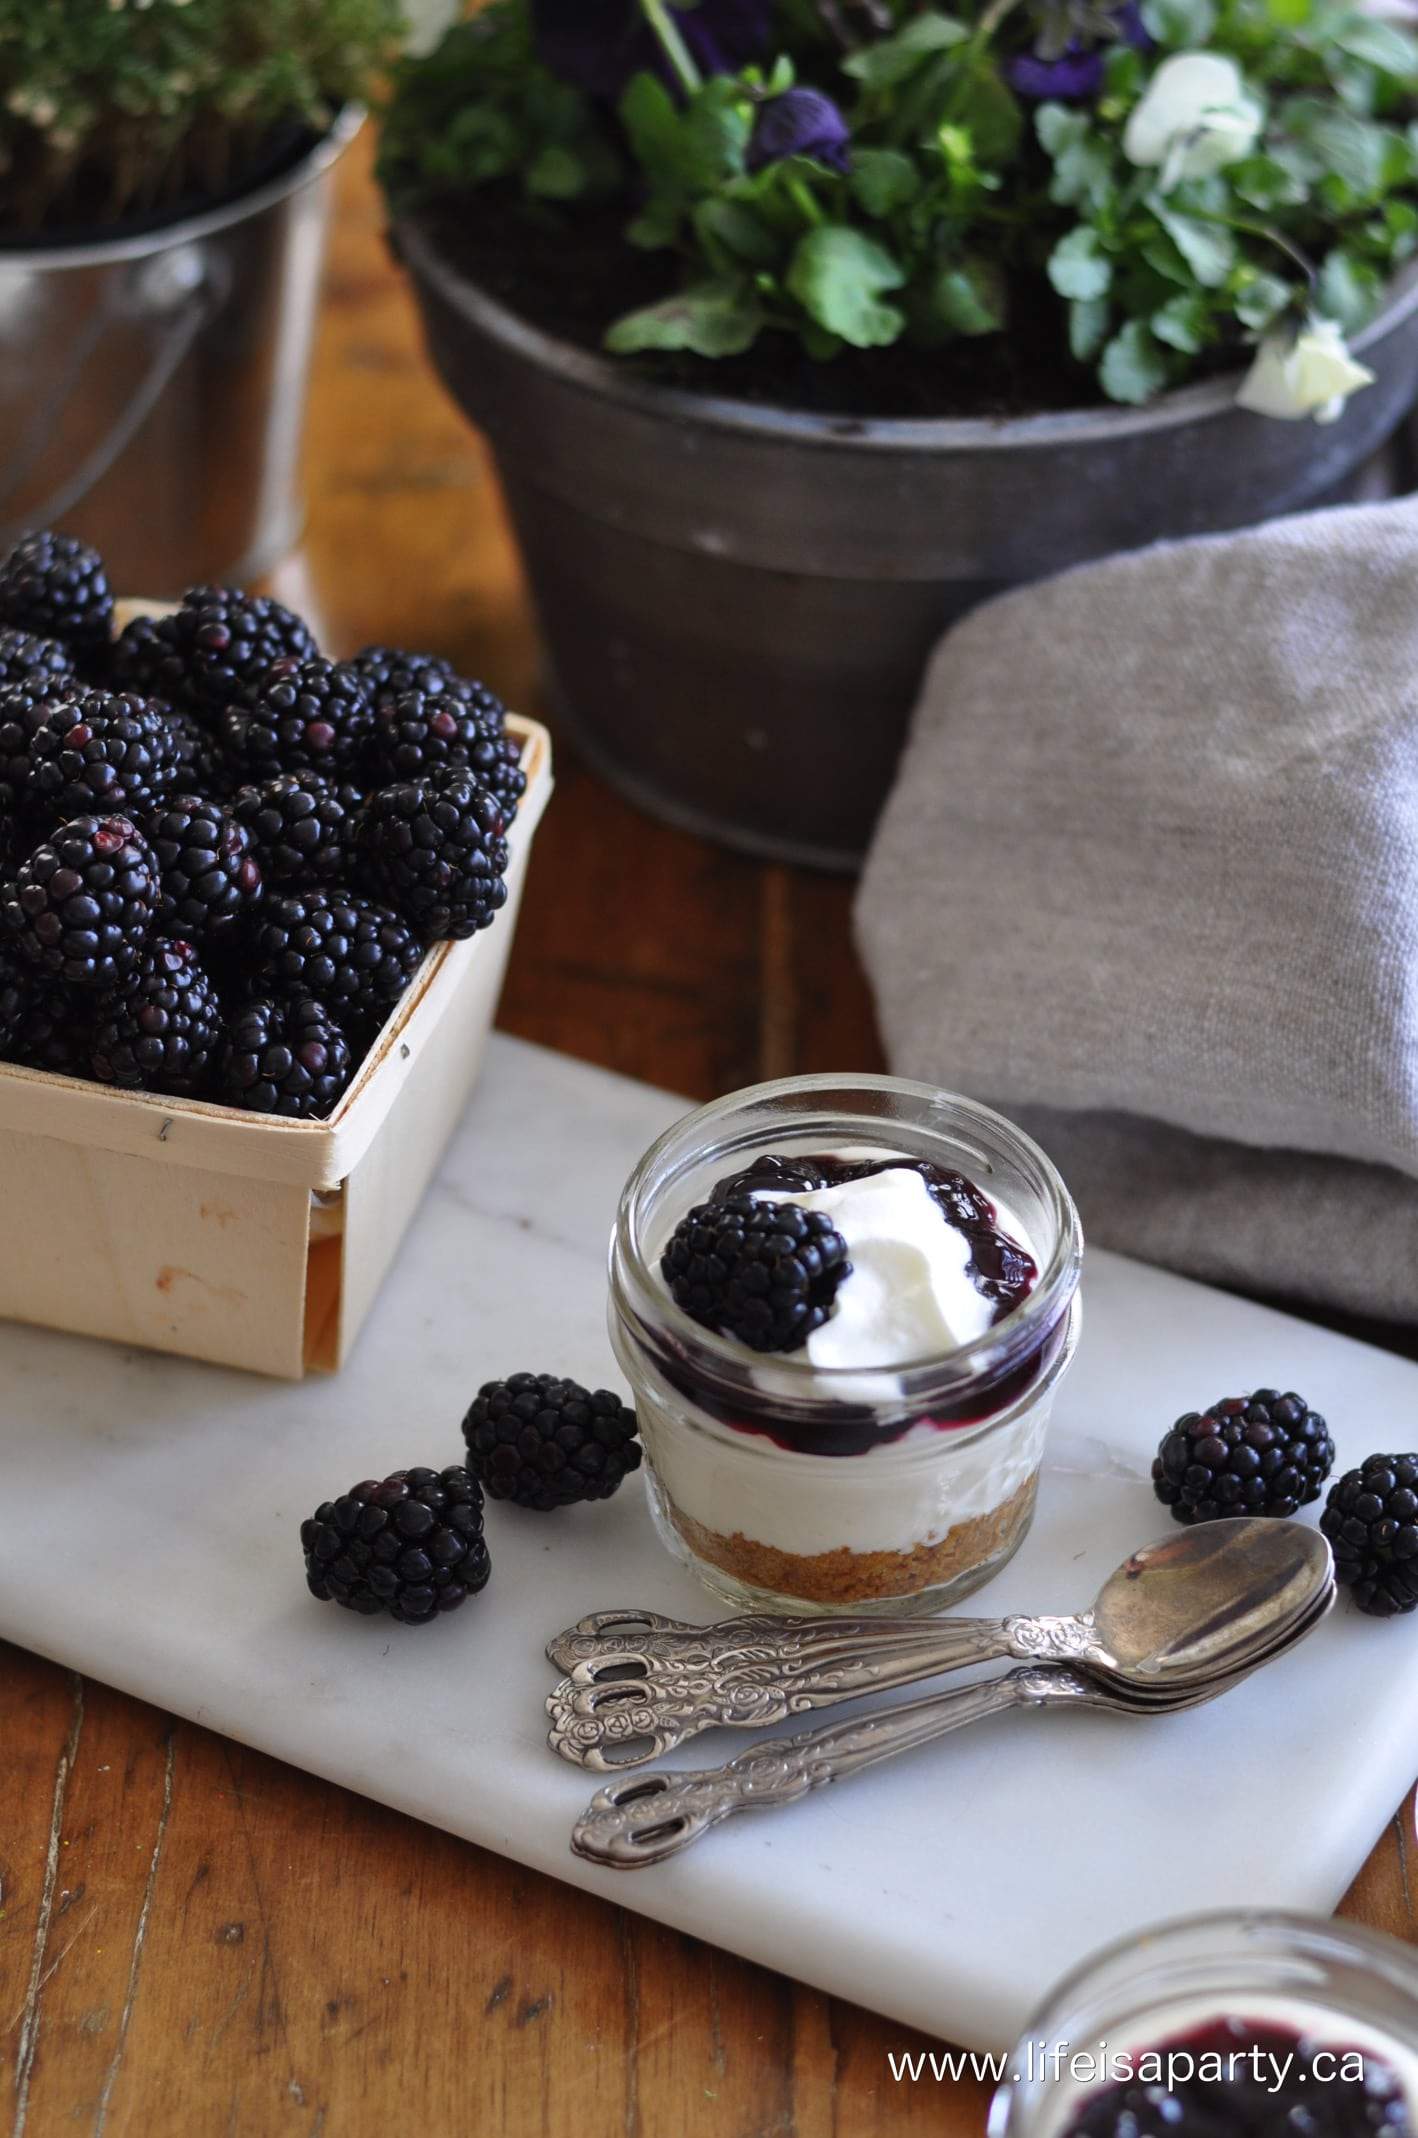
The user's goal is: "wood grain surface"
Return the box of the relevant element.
[1,130,1414,2138]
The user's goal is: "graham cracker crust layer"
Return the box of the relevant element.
[670,1474,1039,1606]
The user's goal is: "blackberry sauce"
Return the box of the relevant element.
[654,1150,1048,1458]
[711,1152,1038,1324]
[1059,2018,1413,2138]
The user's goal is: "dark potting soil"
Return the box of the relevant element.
[415,189,1110,421]
[0,123,325,252]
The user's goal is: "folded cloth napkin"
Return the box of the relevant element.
[855,493,1418,1326]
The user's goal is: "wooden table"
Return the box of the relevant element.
[3,134,1414,2138]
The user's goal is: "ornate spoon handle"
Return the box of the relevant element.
[546,1608,969,1676]
[547,1612,1106,1769]
[570,1667,1085,1867]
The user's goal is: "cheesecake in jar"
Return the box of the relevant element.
[608,1073,1083,1616]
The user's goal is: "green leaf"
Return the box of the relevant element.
[842,11,969,89]
[1099,320,1171,404]
[1317,248,1384,332]
[1332,17,1418,82]
[1151,290,1212,352]
[1229,151,1309,211]
[1285,101,1391,196]
[680,79,753,190]
[626,196,685,249]
[1148,198,1235,287]
[1233,270,1294,329]
[928,256,1007,336]
[525,144,587,198]
[1069,295,1112,361]
[1048,225,1112,301]
[604,281,764,358]
[850,147,921,218]
[953,60,1024,163]
[1265,0,1310,25]
[1036,102,1089,157]
[693,197,780,266]
[618,70,684,178]
[1049,132,1117,210]
[1140,0,1217,43]
[786,225,906,348]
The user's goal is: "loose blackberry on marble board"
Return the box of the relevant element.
[244,889,423,1037]
[1,812,158,991]
[220,656,374,783]
[218,993,352,1118]
[356,768,508,943]
[462,1374,642,1510]
[233,770,358,886]
[146,792,261,943]
[1152,1390,1334,1524]
[302,1466,490,1622]
[92,938,222,1096]
[1322,1453,1418,1617]
[0,532,113,655]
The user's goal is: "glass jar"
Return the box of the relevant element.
[608,1073,1083,1616]
[989,1912,1418,2138]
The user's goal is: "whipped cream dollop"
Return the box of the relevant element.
[754,1168,997,1369]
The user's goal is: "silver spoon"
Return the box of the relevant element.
[546,1520,1334,1770]
[569,1584,1333,1869]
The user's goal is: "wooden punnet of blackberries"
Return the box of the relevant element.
[0,533,527,1119]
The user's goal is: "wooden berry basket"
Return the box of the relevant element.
[0,603,553,1379]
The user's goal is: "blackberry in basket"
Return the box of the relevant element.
[245,889,422,1037]
[0,626,76,695]
[4,978,97,1076]
[147,792,262,944]
[0,682,62,818]
[221,657,374,783]
[0,532,113,655]
[115,586,317,714]
[26,689,182,825]
[302,1466,490,1623]
[369,679,508,778]
[218,993,353,1118]
[92,937,222,1097]
[233,771,358,887]
[1,812,158,991]
[357,769,509,944]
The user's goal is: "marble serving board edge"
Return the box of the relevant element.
[1,1033,1416,2053]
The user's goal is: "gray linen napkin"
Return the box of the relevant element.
[855,493,1418,1324]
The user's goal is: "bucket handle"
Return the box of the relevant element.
[0,245,216,541]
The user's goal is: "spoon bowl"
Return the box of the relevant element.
[1088,1518,1335,1686]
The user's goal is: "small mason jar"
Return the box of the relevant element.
[989,1912,1418,2138]
[608,1073,1083,1617]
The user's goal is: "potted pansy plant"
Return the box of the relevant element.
[382,0,1418,866]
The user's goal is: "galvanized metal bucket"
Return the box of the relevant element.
[397,217,1418,870]
[0,109,361,596]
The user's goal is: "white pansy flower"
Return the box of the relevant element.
[1124,53,1263,190]
[1236,315,1376,425]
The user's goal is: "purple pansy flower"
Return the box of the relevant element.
[533,0,774,100]
[1005,2,1150,102]
[747,85,852,172]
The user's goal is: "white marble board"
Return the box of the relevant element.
[1,1034,1415,2052]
